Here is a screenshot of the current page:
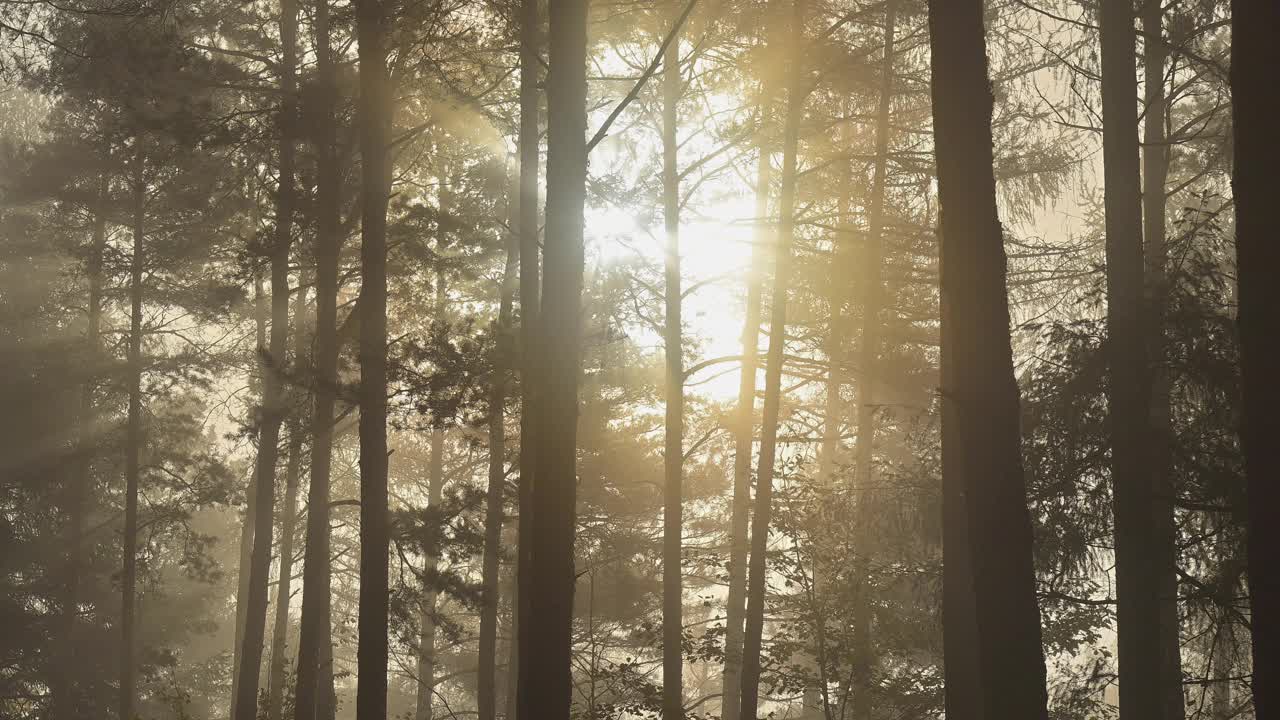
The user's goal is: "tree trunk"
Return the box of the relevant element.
[1229,0,1280,717]
[526,0,587,713]
[740,2,803,716]
[1100,1,1163,716]
[927,2,1049,719]
[354,0,393,716]
[416,172,453,720]
[56,180,107,720]
[512,0,541,711]
[268,284,309,720]
[847,8,896,716]
[120,164,145,720]
[234,0,298,712]
[479,164,520,720]
[661,16,685,720]
[234,271,266,720]
[939,289,980,720]
[720,141,768,720]
[293,0,340,716]
[1140,2,1184,717]
[415,422,446,720]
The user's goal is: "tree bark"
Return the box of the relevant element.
[739,2,803,716]
[661,15,685,720]
[1229,0,1280,718]
[526,0,587,713]
[234,271,266,720]
[120,162,145,720]
[847,8,895,716]
[1140,2,1184,716]
[1100,1,1163,716]
[234,0,298,711]
[927,2,1049,719]
[512,0,541,711]
[56,179,107,720]
[720,141,768,720]
[268,284,309,720]
[354,0,393,716]
[416,175,452,720]
[292,1,340,718]
[414,425,444,720]
[939,288,980,720]
[479,163,520,720]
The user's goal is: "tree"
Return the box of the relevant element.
[740,0,804,716]
[292,0,342,716]
[661,9,685,720]
[525,0,587,715]
[1100,0,1163,715]
[354,0,393,717]
[927,2,1049,719]
[720,138,768,720]
[233,0,299,715]
[1229,0,1280,717]
[1139,1,1185,715]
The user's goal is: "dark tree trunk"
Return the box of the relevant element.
[1229,0,1280,717]
[55,180,107,720]
[1140,2,1185,716]
[847,8,895,716]
[720,140,768,720]
[661,16,685,720]
[926,2,1049,719]
[1100,1,1163,716]
[416,179,452,720]
[293,0,340,717]
[415,424,444,720]
[512,0,541,711]
[939,294,980,720]
[268,424,304,720]
[526,0,587,713]
[479,164,519,720]
[234,271,266,720]
[234,0,298,712]
[354,0,393,716]
[739,1,803,716]
[268,284,309,720]
[120,161,145,720]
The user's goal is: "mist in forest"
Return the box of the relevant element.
[1,0,1276,719]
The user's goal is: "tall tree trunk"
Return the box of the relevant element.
[1210,620,1233,720]
[415,425,446,720]
[268,426,304,720]
[720,142,768,720]
[235,0,298,712]
[354,0,393,716]
[847,8,896,717]
[268,284,310,720]
[1140,2,1184,717]
[56,180,107,720]
[1100,1,1162,717]
[661,17,685,720]
[479,164,520,720]
[739,1,803,716]
[234,271,267,720]
[416,173,452,720]
[512,0,541,711]
[293,0,340,716]
[939,289,980,720]
[526,0,587,713]
[927,2,1049,719]
[1229,0,1280,718]
[818,150,850,487]
[120,160,145,720]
